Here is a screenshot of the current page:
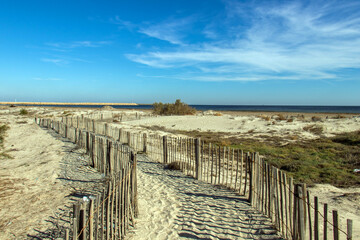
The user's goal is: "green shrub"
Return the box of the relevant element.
[153,99,196,116]
[19,108,29,115]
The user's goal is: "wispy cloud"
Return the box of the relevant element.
[138,16,195,45]
[46,40,112,50]
[111,16,137,30]
[126,0,360,81]
[40,40,106,65]
[41,58,69,65]
[33,77,62,81]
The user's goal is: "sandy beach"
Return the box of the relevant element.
[0,106,359,239]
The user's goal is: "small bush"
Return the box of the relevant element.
[334,115,346,119]
[311,116,322,122]
[153,99,196,116]
[214,112,222,116]
[303,125,324,135]
[259,115,271,121]
[287,118,294,123]
[277,114,287,121]
[165,162,182,170]
[19,109,28,115]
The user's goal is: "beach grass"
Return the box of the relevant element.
[148,126,360,187]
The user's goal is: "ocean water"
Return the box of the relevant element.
[13,104,360,113]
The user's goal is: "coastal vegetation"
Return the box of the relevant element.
[153,99,196,115]
[142,125,360,187]
[19,108,29,115]
[0,124,10,159]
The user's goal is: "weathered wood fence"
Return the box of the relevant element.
[36,118,138,240]
[38,115,354,240]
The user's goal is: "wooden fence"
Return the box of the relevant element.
[38,116,354,240]
[36,118,138,240]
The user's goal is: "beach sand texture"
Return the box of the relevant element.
[127,155,281,239]
[0,106,359,239]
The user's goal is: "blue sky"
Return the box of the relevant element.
[1,0,360,105]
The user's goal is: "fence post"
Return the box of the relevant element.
[298,185,305,240]
[127,132,131,146]
[195,138,201,180]
[89,199,94,240]
[314,196,319,240]
[248,154,253,204]
[163,136,168,163]
[131,152,139,217]
[347,219,353,240]
[79,205,86,240]
[324,203,328,240]
[143,133,147,153]
[293,184,299,240]
[333,210,339,240]
[73,204,80,240]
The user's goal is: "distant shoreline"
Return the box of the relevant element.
[0,102,138,106]
[1,102,359,113]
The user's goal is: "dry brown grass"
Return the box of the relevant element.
[276,114,287,121]
[311,116,322,122]
[259,115,271,121]
[214,112,222,116]
[303,124,324,135]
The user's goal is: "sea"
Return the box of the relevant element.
[12,104,360,114]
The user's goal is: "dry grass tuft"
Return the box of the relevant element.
[334,114,347,119]
[214,112,222,116]
[276,114,287,121]
[259,115,271,121]
[303,124,324,135]
[311,116,322,122]
[220,139,231,146]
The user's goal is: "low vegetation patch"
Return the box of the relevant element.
[153,99,196,116]
[19,108,29,115]
[0,124,10,159]
[311,116,322,122]
[276,114,287,121]
[153,128,360,187]
[303,124,324,135]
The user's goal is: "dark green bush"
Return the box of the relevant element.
[19,108,29,115]
[153,99,196,115]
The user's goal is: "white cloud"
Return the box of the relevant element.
[46,40,111,49]
[41,58,68,65]
[111,16,137,30]
[139,17,194,45]
[126,0,360,81]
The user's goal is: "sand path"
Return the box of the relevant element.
[0,114,105,239]
[128,155,282,240]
